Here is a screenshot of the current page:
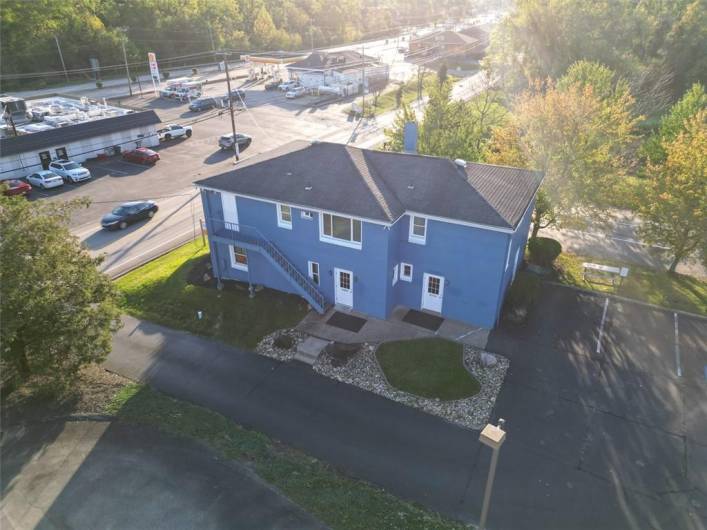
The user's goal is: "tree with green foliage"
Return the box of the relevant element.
[383,102,418,152]
[487,0,706,104]
[437,63,448,85]
[638,110,707,272]
[485,67,640,227]
[643,83,707,163]
[0,195,122,391]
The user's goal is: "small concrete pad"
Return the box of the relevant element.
[295,336,329,365]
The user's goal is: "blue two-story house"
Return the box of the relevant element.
[195,140,542,329]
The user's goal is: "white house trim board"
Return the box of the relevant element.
[408,215,427,245]
[393,210,514,235]
[400,262,413,282]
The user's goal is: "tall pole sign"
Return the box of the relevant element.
[148,52,161,96]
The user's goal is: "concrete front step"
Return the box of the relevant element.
[294,336,329,365]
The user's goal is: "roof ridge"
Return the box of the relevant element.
[447,159,512,228]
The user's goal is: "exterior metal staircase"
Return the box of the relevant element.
[208,219,329,314]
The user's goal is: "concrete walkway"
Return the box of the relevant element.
[1,419,327,530]
[297,305,489,347]
[104,313,698,529]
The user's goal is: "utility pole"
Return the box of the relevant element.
[207,25,216,62]
[120,34,133,97]
[219,52,240,162]
[53,35,69,82]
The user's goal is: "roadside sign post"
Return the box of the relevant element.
[478,419,506,530]
[148,52,161,97]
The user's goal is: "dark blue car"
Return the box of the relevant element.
[101,201,158,230]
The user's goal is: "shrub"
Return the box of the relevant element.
[273,334,295,350]
[503,273,540,323]
[528,237,562,267]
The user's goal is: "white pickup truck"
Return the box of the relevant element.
[158,124,193,141]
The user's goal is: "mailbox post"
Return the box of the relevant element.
[478,418,506,530]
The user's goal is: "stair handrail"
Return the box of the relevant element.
[207,217,327,310]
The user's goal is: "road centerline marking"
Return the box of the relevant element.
[596,298,609,355]
[674,313,682,377]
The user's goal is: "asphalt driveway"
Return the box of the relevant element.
[104,283,706,530]
[1,420,326,530]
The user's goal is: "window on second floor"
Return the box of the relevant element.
[320,212,362,249]
[409,215,427,244]
[277,203,292,229]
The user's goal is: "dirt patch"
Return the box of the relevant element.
[323,342,362,368]
[185,253,251,293]
[2,365,131,426]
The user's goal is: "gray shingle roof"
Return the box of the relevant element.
[195,140,543,230]
[0,110,161,156]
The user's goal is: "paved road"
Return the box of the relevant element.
[1,420,326,529]
[105,283,707,530]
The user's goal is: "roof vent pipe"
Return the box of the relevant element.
[455,158,467,168]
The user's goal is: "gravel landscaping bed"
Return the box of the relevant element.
[313,343,508,430]
[256,329,307,362]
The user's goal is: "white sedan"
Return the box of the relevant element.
[285,86,306,99]
[26,170,64,189]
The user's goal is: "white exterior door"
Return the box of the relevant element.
[421,273,444,313]
[334,268,354,308]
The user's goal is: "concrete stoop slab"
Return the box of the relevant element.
[294,336,329,365]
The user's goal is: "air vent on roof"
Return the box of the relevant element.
[454,158,467,168]
[305,185,312,191]
[407,184,415,190]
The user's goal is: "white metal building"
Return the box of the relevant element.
[0,97,160,181]
[286,51,390,95]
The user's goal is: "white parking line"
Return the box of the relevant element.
[674,313,682,377]
[596,298,609,354]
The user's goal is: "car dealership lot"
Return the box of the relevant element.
[482,285,707,529]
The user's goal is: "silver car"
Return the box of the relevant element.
[48,160,91,183]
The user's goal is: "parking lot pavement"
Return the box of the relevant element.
[485,284,707,529]
[1,420,326,529]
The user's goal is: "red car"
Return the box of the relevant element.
[2,179,31,197]
[122,147,160,165]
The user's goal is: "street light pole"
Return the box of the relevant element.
[478,418,506,530]
[219,51,239,163]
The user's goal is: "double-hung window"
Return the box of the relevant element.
[409,215,427,244]
[230,245,248,271]
[320,212,362,249]
[277,203,292,229]
[308,261,320,285]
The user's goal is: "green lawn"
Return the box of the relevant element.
[107,383,465,530]
[115,241,309,349]
[376,338,480,400]
[554,252,707,315]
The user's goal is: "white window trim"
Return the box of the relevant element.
[408,215,427,245]
[400,262,413,282]
[229,245,248,271]
[301,210,313,220]
[308,260,320,285]
[319,212,363,250]
[392,264,399,286]
[277,203,293,229]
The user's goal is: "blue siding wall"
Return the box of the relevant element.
[202,190,391,318]
[494,198,535,323]
[389,215,508,328]
[201,189,535,329]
